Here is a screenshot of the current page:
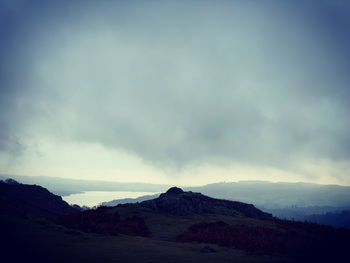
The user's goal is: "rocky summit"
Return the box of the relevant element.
[141,187,272,218]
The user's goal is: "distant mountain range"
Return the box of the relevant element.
[187,181,350,208]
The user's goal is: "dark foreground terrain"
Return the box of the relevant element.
[1,215,290,263]
[1,180,349,263]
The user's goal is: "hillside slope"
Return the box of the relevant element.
[141,187,271,218]
[0,179,77,218]
[2,184,350,262]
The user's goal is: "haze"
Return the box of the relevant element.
[1,0,350,186]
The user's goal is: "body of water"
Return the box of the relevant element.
[62,191,157,207]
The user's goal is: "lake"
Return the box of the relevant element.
[62,191,157,207]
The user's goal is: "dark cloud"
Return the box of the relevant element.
[1,0,350,175]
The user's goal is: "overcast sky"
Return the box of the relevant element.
[1,0,350,185]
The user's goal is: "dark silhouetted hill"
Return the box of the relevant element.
[56,187,270,237]
[141,187,271,219]
[0,179,77,218]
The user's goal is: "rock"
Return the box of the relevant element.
[4,178,19,184]
[166,187,184,194]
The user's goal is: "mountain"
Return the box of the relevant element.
[0,179,77,218]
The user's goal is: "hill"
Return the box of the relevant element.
[57,187,350,262]
[0,179,77,218]
[1,183,350,262]
[101,181,350,228]
[94,180,350,211]
[57,187,272,240]
[140,187,271,218]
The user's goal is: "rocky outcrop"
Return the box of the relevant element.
[141,187,272,219]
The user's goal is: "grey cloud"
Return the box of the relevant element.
[1,0,350,172]
[0,128,23,155]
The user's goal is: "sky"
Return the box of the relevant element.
[1,0,350,186]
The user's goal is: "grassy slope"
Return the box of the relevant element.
[0,215,290,263]
[106,203,277,241]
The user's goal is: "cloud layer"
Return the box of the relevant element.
[1,0,350,183]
